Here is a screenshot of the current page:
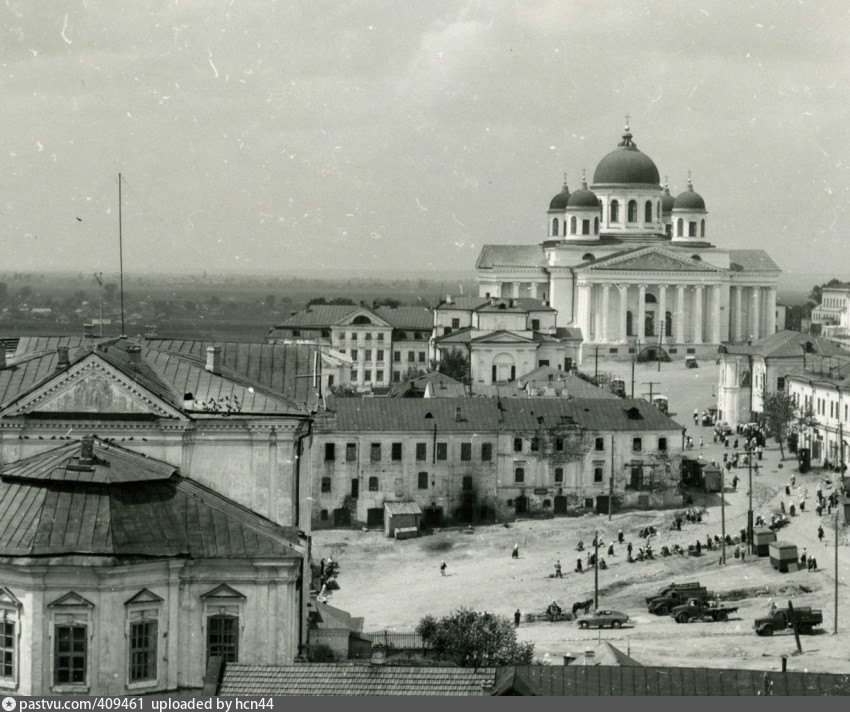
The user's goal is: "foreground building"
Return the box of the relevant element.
[0,436,303,695]
[716,331,846,427]
[310,396,682,528]
[475,125,781,360]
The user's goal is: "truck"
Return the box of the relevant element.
[754,607,823,636]
[672,599,738,623]
[646,583,712,615]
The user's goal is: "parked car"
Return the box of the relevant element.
[577,609,629,629]
[685,356,699,369]
[672,599,738,623]
[754,606,823,636]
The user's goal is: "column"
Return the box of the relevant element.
[592,285,602,341]
[577,283,589,339]
[658,284,667,341]
[692,285,704,344]
[512,283,520,299]
[618,284,628,343]
[676,284,685,344]
[637,284,647,340]
[750,287,760,340]
[600,284,610,343]
[766,287,777,334]
[734,286,744,342]
[530,282,538,299]
[711,284,721,344]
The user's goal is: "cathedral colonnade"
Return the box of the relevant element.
[576,281,777,346]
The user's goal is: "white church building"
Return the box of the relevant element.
[475,124,781,361]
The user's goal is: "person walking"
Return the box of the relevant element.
[732,474,739,489]
[514,609,521,627]
[512,543,519,559]
[607,543,615,557]
[554,560,563,578]
[626,541,633,557]
[440,560,447,576]
[618,529,624,543]
[576,557,583,573]
[818,525,825,543]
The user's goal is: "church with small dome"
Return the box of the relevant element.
[475,123,781,361]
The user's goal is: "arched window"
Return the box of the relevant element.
[582,219,590,235]
[657,200,661,217]
[352,315,372,325]
[688,221,697,237]
[665,311,673,338]
[570,216,577,234]
[552,217,559,236]
[563,219,567,236]
[626,311,633,336]
[644,200,652,223]
[581,253,595,262]
[700,219,705,237]
[610,200,619,223]
[644,293,657,304]
[740,370,751,388]
[676,218,684,236]
[593,217,599,234]
[628,200,638,222]
[645,313,654,337]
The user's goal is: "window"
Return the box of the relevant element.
[391,442,402,461]
[350,332,357,341]
[436,443,447,461]
[570,216,577,234]
[582,219,590,235]
[346,443,356,462]
[555,467,563,483]
[365,333,372,341]
[514,467,525,483]
[377,350,384,362]
[610,200,619,223]
[551,217,559,236]
[394,351,401,362]
[321,477,331,493]
[658,437,667,452]
[513,438,523,452]
[700,219,705,237]
[129,620,157,683]
[368,476,379,492]
[416,443,427,461]
[530,437,539,452]
[452,318,460,328]
[324,443,335,461]
[351,349,358,361]
[365,349,372,362]
[376,370,384,382]
[555,437,564,452]
[627,200,638,222]
[462,475,473,492]
[632,437,642,452]
[328,375,335,387]
[378,333,385,341]
[459,442,472,461]
[688,221,697,237]
[777,377,785,391]
[370,443,381,462]
[393,371,401,382]
[1,621,14,681]
[444,327,453,335]
[407,352,415,362]
[594,217,599,234]
[677,218,683,236]
[418,352,426,363]
[644,200,652,222]
[594,466,603,483]
[207,615,238,663]
[320,509,329,521]
[418,472,428,489]
[54,625,87,685]
[595,437,604,451]
[481,443,492,461]
[531,318,540,331]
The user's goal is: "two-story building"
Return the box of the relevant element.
[431,296,583,385]
[268,305,432,390]
[716,331,846,427]
[310,397,683,528]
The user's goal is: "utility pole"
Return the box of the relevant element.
[594,346,599,381]
[643,381,660,403]
[837,423,843,635]
[594,529,599,609]
[747,442,754,554]
[788,600,803,654]
[720,463,726,565]
[118,172,125,337]
[93,272,104,338]
[630,355,635,399]
[608,434,615,521]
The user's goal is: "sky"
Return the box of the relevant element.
[1,0,849,278]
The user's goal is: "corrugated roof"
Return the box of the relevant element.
[374,306,432,330]
[728,249,781,273]
[308,600,364,633]
[721,330,847,359]
[218,664,495,696]
[437,297,490,311]
[568,642,642,667]
[0,439,299,561]
[384,501,422,516]
[475,245,547,269]
[273,305,432,330]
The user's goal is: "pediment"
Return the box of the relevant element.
[1,355,183,419]
[585,247,720,273]
[0,587,21,609]
[201,584,246,600]
[48,591,94,608]
[125,588,165,606]
[337,307,391,328]
[471,331,534,344]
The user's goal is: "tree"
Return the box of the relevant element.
[372,298,401,309]
[438,348,469,383]
[401,365,426,381]
[416,608,534,667]
[329,384,359,398]
[0,282,8,304]
[793,402,817,453]
[762,391,796,460]
[809,278,842,306]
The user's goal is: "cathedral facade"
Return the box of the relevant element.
[476,126,781,360]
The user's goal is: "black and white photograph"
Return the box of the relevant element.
[0,0,848,699]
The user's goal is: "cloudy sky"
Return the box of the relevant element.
[1,0,848,277]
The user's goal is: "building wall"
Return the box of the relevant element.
[787,377,850,464]
[0,559,299,696]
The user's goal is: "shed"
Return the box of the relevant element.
[702,466,722,493]
[754,528,777,557]
[384,501,422,538]
[769,541,798,573]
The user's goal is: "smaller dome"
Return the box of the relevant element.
[549,180,570,210]
[567,180,600,208]
[673,179,706,211]
[661,181,675,214]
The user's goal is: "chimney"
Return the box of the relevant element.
[371,645,387,665]
[446,294,452,304]
[781,655,787,673]
[183,392,195,410]
[206,345,222,374]
[57,346,70,369]
[509,298,516,308]
[79,435,94,465]
[126,344,142,369]
[490,297,497,307]
[563,655,575,666]
[583,649,595,664]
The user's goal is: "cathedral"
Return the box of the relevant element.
[475,123,781,360]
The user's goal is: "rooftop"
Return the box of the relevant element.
[719,330,847,359]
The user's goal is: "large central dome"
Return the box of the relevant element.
[592,129,660,186]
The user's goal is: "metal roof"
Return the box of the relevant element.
[475,244,547,269]
[720,330,847,359]
[0,439,299,561]
[728,249,781,273]
[218,664,496,696]
[384,501,422,516]
[273,305,432,330]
